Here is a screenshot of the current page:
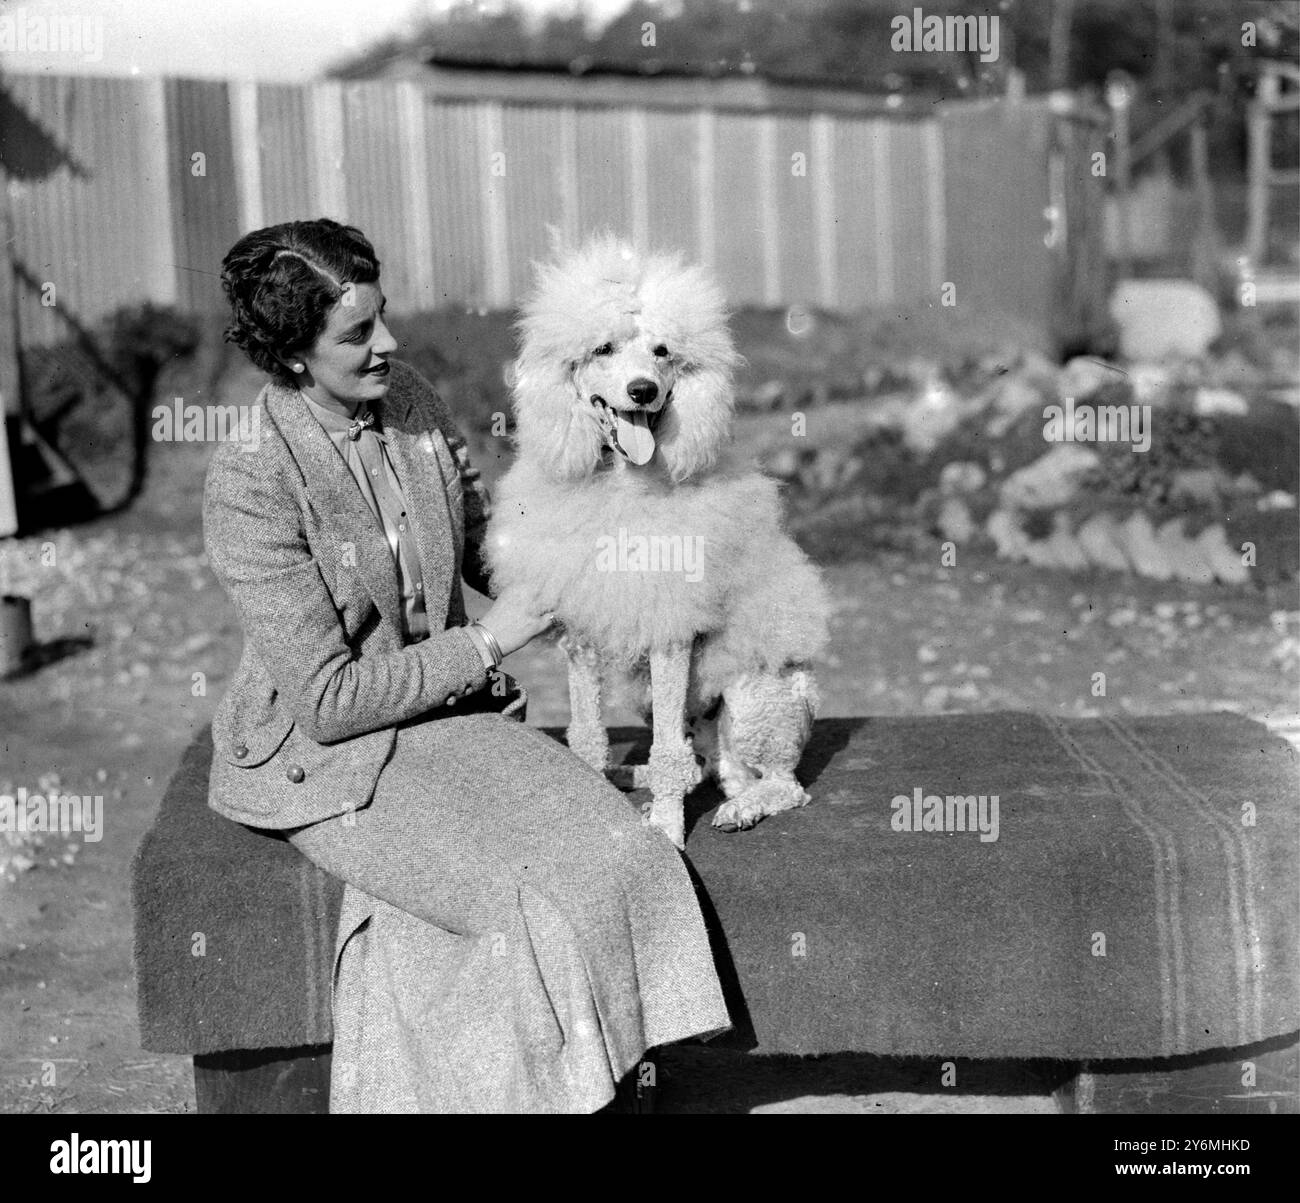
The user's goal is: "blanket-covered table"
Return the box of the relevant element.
[134,713,1298,1074]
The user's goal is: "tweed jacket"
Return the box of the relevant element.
[202,359,507,830]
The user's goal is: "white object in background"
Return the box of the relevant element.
[1108,279,1222,360]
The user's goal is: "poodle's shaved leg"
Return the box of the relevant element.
[565,645,608,773]
[644,644,700,849]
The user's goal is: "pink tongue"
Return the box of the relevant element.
[614,409,656,465]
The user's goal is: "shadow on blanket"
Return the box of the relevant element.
[134,713,1299,1062]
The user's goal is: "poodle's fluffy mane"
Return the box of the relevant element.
[511,234,741,484]
[488,236,829,697]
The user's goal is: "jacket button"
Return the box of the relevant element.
[286,765,306,784]
[233,743,249,759]
[444,694,457,706]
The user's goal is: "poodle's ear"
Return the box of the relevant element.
[655,362,735,482]
[512,357,604,481]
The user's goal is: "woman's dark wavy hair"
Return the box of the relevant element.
[220,219,381,384]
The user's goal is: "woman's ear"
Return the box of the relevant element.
[512,357,604,481]
[655,363,734,482]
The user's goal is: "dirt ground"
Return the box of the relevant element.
[1,360,1296,1115]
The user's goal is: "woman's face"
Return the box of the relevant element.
[291,280,397,412]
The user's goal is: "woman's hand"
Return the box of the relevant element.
[477,590,555,658]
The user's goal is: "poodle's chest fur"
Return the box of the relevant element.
[487,458,788,656]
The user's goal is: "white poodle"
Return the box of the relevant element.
[487,236,830,848]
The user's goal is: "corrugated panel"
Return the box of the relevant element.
[771,113,820,305]
[7,74,165,346]
[886,119,933,305]
[166,77,239,313]
[341,82,416,310]
[644,111,699,256]
[423,101,487,307]
[5,73,1083,340]
[573,109,629,240]
[830,118,888,310]
[941,103,1051,324]
[499,105,566,297]
[257,85,314,228]
[712,113,764,304]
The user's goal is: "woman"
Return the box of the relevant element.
[204,218,731,1112]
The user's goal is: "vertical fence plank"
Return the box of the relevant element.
[557,104,579,249]
[167,77,239,313]
[141,76,179,307]
[811,114,837,309]
[757,114,780,306]
[478,102,510,308]
[397,81,436,309]
[920,119,946,293]
[695,108,716,268]
[870,120,895,306]
[309,80,346,222]
[626,107,649,250]
[230,79,263,235]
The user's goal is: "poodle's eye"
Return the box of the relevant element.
[652,344,669,358]
[592,342,614,357]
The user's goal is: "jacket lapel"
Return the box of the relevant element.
[381,392,460,626]
[265,383,403,634]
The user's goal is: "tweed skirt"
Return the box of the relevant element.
[288,709,732,1112]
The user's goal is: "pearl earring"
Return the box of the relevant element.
[292,363,304,373]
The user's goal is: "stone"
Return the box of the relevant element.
[902,375,963,455]
[1108,280,1222,360]
[1000,445,1101,511]
[937,497,975,543]
[987,508,1030,560]
[986,375,1045,437]
[1129,362,1173,404]
[1118,512,1173,580]
[1195,524,1250,585]
[938,461,987,495]
[1059,357,1124,402]
[1076,513,1131,573]
[1158,519,1215,585]
[1169,468,1225,507]
[1045,513,1090,571]
[1194,387,1249,418]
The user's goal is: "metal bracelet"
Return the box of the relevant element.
[470,621,504,669]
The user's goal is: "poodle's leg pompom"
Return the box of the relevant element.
[564,640,609,772]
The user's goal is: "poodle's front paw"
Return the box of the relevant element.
[712,796,765,833]
[712,778,810,833]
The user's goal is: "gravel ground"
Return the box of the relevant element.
[1,369,1295,1115]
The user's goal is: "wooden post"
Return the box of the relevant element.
[0,155,22,538]
[1188,117,1218,292]
[1112,100,1133,279]
[1246,67,1276,269]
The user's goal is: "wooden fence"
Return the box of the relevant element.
[1,71,1105,354]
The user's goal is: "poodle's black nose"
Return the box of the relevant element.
[626,378,659,406]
